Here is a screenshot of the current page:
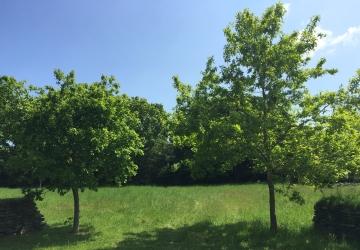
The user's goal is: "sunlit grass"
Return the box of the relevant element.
[0,184,359,249]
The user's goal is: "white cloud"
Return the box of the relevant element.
[315,27,333,51]
[284,3,291,13]
[330,26,360,46]
[312,26,360,56]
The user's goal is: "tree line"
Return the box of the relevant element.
[0,3,359,233]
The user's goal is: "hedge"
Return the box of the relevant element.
[0,197,45,235]
[313,194,360,237]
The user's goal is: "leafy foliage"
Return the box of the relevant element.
[171,3,358,232]
[128,97,175,184]
[8,70,143,232]
[12,71,143,191]
[0,76,30,186]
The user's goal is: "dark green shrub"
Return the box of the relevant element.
[313,193,360,237]
[0,197,45,235]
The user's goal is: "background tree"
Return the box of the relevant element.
[9,70,143,233]
[343,69,360,112]
[128,97,175,184]
[302,71,360,185]
[172,58,250,181]
[0,76,30,187]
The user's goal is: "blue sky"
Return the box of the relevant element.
[1,0,360,110]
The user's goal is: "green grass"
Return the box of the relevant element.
[0,184,359,249]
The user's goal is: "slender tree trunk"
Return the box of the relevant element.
[72,188,80,233]
[267,171,277,233]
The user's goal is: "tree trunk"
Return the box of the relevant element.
[267,171,277,233]
[72,188,80,233]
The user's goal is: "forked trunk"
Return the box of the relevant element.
[267,171,277,233]
[72,188,80,233]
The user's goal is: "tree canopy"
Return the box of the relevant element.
[129,97,175,184]
[0,76,30,186]
[171,2,350,232]
[8,70,143,232]
[0,2,359,236]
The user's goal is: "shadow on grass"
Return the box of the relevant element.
[98,220,359,250]
[0,224,99,250]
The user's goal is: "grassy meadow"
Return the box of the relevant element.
[0,184,359,250]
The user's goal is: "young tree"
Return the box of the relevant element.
[10,70,143,233]
[221,3,338,232]
[173,3,338,232]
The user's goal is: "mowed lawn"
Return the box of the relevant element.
[0,184,360,250]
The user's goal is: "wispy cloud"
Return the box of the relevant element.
[312,26,360,56]
[330,26,360,46]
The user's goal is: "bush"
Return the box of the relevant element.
[313,193,360,237]
[0,197,45,235]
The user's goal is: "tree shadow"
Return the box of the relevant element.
[0,224,99,250]
[98,220,359,250]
